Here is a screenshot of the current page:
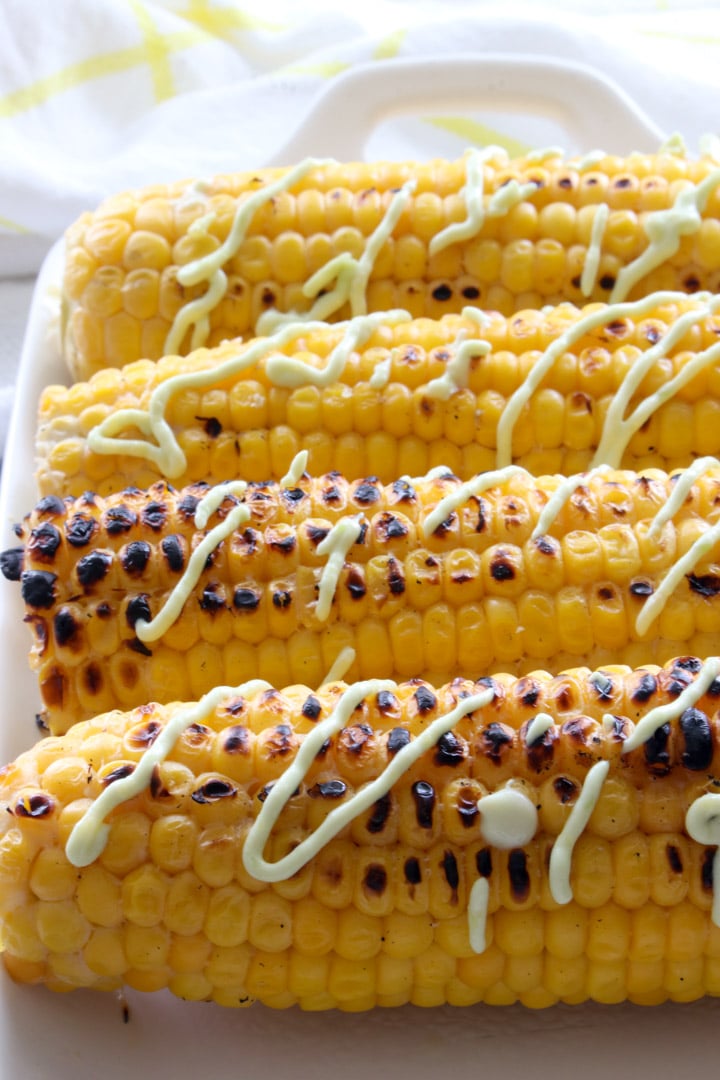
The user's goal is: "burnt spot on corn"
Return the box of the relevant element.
[483,722,514,763]
[590,673,614,702]
[40,666,66,708]
[508,850,530,902]
[191,778,237,803]
[412,781,435,828]
[435,731,465,767]
[221,726,250,754]
[233,587,261,611]
[605,715,629,741]
[321,484,341,505]
[300,695,321,721]
[366,794,391,834]
[387,727,410,754]
[14,793,55,819]
[392,478,416,503]
[476,848,492,877]
[261,287,276,306]
[632,672,657,703]
[387,556,405,595]
[76,550,112,586]
[687,573,720,597]
[463,285,480,300]
[121,541,151,576]
[666,844,683,874]
[0,547,24,581]
[83,663,103,695]
[376,690,400,718]
[200,583,226,613]
[35,495,65,517]
[199,416,222,438]
[442,850,460,895]
[177,494,200,519]
[630,579,654,598]
[127,638,152,657]
[23,614,48,655]
[561,716,593,746]
[309,779,347,799]
[432,283,453,302]
[265,724,294,758]
[684,274,701,293]
[161,535,185,573]
[339,723,374,758]
[272,589,292,609]
[282,487,307,507]
[680,707,713,770]
[675,657,703,673]
[413,686,437,714]
[353,482,380,506]
[54,608,79,647]
[269,532,297,555]
[599,274,616,291]
[104,504,138,534]
[534,535,558,557]
[517,677,540,708]
[703,848,715,892]
[364,864,387,894]
[644,721,671,774]
[128,720,162,748]
[554,683,577,712]
[126,594,151,629]
[65,514,97,547]
[553,777,578,804]
[376,512,408,541]
[28,522,61,561]
[150,766,168,799]
[141,502,167,531]
[306,524,330,546]
[457,785,479,828]
[183,722,212,746]
[526,728,555,772]
[21,570,57,609]
[101,764,135,785]
[345,566,366,601]
[404,856,422,885]
[489,552,515,581]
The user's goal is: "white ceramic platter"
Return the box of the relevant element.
[2,54,711,1080]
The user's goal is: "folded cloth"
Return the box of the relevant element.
[2,0,720,458]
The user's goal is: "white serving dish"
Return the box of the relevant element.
[2,54,709,1080]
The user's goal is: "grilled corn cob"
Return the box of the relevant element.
[3,659,720,1009]
[6,466,720,734]
[38,295,720,498]
[62,149,720,381]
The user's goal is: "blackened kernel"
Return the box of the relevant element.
[412,781,435,828]
[442,850,460,892]
[703,848,715,891]
[346,567,367,599]
[590,673,614,701]
[222,725,250,754]
[121,541,151,575]
[0,547,24,581]
[101,764,135,785]
[490,556,514,581]
[24,614,48,654]
[149,766,167,799]
[377,512,408,539]
[680,707,713,771]
[200,584,226,612]
[233,587,261,611]
[482,722,513,762]
[177,494,200,519]
[201,416,222,438]
[404,857,422,885]
[28,522,61,560]
[687,573,720,597]
[377,690,399,714]
[191,778,237,804]
[666,844,683,874]
[339,724,373,755]
[160,535,185,573]
[644,722,671,772]
[128,721,161,748]
[674,657,703,673]
[366,793,391,834]
[41,667,66,708]
[321,485,341,504]
[364,864,387,894]
[141,502,167,531]
[387,727,411,754]
[534,535,557,556]
[104,505,138,534]
[684,275,701,292]
[462,285,480,300]
[20,570,57,609]
[96,602,112,618]
[301,694,322,721]
[457,786,479,827]
[84,663,103,696]
[387,557,405,595]
[630,579,654,597]
[272,589,292,609]
[282,487,307,506]
[353,482,380,505]
[435,731,465,766]
[517,678,540,708]
[508,849,530,901]
[54,608,78,647]
[309,779,347,799]
[599,274,616,291]
[65,514,97,547]
[14,793,55,819]
[476,848,492,877]
[632,672,657,703]
[413,686,437,714]
[553,776,577,803]
[432,283,452,301]
[306,524,330,545]
[76,550,112,586]
[392,478,416,502]
[126,594,151,628]
[35,495,65,516]
[269,533,297,554]
[127,638,152,657]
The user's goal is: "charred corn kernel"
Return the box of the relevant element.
[41,295,720,497]
[2,660,720,1007]
[15,466,720,731]
[62,152,720,379]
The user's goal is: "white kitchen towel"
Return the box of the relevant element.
[2,0,720,453]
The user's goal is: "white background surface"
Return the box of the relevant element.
[2,4,720,1077]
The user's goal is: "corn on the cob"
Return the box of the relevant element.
[3,658,720,1009]
[38,295,720,498]
[6,465,720,734]
[62,149,720,381]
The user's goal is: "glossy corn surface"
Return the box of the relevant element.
[6,469,720,733]
[1,661,720,1009]
[62,152,720,380]
[38,300,720,498]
